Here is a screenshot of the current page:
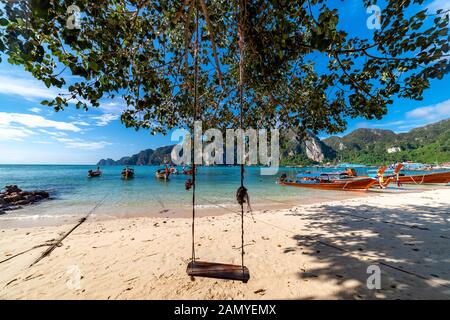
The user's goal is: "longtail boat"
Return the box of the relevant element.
[345,166,393,188]
[381,164,450,184]
[155,168,170,180]
[279,173,378,191]
[121,167,135,179]
[183,166,196,175]
[312,170,392,188]
[393,171,450,184]
[88,170,101,178]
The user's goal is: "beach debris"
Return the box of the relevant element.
[302,272,319,278]
[254,289,266,295]
[0,185,50,214]
[6,277,18,286]
[29,194,108,267]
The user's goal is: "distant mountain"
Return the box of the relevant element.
[97,146,173,166]
[324,128,398,151]
[322,119,450,164]
[97,119,449,166]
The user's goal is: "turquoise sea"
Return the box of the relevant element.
[0,164,427,227]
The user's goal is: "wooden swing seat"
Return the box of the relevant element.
[187,261,250,283]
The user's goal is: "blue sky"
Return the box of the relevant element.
[0,0,449,164]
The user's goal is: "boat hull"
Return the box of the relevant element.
[88,172,101,178]
[122,171,134,179]
[155,172,170,180]
[394,171,450,184]
[280,178,377,191]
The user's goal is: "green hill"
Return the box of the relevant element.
[322,119,450,165]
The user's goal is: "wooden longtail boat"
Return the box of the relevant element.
[393,171,450,184]
[345,166,393,188]
[88,170,101,178]
[121,168,134,179]
[155,169,170,180]
[279,174,378,191]
[183,167,196,175]
[381,164,450,184]
[309,171,392,189]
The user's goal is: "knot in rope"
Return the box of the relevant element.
[236,186,252,211]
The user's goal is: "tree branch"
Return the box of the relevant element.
[199,0,224,87]
[334,54,375,99]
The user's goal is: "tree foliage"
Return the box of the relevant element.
[0,0,449,136]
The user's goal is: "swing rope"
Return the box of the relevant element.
[237,0,247,278]
[190,0,200,268]
[189,0,248,282]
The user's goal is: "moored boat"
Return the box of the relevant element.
[378,164,450,184]
[155,168,170,180]
[392,171,450,184]
[121,167,135,179]
[88,167,102,178]
[279,173,378,191]
[182,166,196,175]
[169,167,178,175]
[88,171,102,178]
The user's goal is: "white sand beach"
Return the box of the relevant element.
[1,188,449,300]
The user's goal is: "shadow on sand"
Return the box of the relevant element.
[283,199,450,299]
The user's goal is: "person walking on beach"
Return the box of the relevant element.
[165,164,171,179]
[376,167,385,189]
[396,171,402,187]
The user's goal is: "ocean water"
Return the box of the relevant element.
[0,164,392,227]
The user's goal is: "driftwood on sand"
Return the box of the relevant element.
[30,194,108,267]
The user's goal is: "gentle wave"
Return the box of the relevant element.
[0,213,91,221]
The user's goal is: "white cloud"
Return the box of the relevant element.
[66,141,111,150]
[0,75,60,101]
[91,113,119,126]
[428,0,450,27]
[0,112,81,132]
[29,107,42,113]
[406,99,450,122]
[427,0,450,12]
[99,101,127,115]
[38,129,68,137]
[72,121,90,126]
[54,137,111,150]
[0,126,34,141]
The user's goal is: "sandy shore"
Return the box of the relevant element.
[1,188,449,299]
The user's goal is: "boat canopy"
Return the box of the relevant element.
[296,173,347,180]
[337,163,367,168]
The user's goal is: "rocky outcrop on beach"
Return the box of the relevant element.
[0,185,50,214]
